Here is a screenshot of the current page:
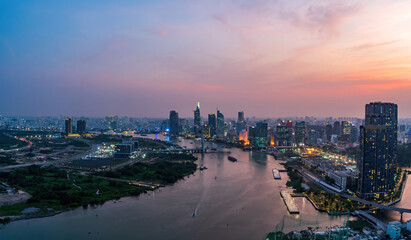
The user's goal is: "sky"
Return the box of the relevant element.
[1,0,411,118]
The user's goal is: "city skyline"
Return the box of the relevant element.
[1,1,411,118]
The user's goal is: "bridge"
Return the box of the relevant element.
[161,146,226,153]
[355,210,388,231]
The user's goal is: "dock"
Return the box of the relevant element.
[280,191,299,214]
[272,169,281,179]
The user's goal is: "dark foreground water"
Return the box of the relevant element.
[0,135,355,240]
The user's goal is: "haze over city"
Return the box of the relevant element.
[1,0,411,118]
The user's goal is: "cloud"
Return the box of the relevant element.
[349,40,398,51]
[143,28,169,38]
[278,1,362,36]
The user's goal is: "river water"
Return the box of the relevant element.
[0,135,354,239]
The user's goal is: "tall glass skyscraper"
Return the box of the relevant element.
[255,122,268,148]
[208,114,216,137]
[358,102,398,197]
[194,102,201,137]
[216,109,224,137]
[169,110,179,135]
[65,117,72,136]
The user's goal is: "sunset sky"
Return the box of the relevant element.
[1,0,411,118]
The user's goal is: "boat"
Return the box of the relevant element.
[272,169,281,179]
[228,156,237,162]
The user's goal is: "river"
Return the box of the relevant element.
[0,135,353,239]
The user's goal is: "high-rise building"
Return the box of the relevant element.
[276,120,293,146]
[110,121,117,130]
[358,102,398,197]
[350,125,359,143]
[208,114,216,137]
[202,124,210,138]
[248,126,256,146]
[238,111,245,122]
[340,121,351,142]
[217,109,225,137]
[65,118,72,135]
[194,102,201,137]
[309,129,319,145]
[325,124,333,142]
[236,111,246,139]
[295,121,306,146]
[77,119,86,135]
[169,110,179,135]
[333,121,341,136]
[256,122,268,148]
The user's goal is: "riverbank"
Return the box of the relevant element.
[0,156,197,224]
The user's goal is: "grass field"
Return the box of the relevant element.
[0,165,144,217]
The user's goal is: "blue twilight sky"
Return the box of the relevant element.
[1,0,411,118]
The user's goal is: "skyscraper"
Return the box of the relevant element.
[77,119,86,135]
[169,110,179,135]
[194,102,201,137]
[340,121,351,142]
[256,122,268,148]
[295,121,306,146]
[65,118,72,136]
[325,124,333,142]
[217,109,225,137]
[238,111,245,122]
[208,114,216,137]
[358,102,398,197]
[276,120,293,146]
[236,111,246,139]
[333,121,341,136]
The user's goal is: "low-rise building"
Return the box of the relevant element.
[386,221,401,239]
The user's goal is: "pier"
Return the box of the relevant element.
[280,191,299,214]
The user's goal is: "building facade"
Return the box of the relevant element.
[358,102,398,197]
[65,118,72,135]
[169,110,179,135]
[194,102,201,137]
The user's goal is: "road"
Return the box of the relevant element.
[0,138,98,171]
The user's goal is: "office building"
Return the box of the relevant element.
[217,109,225,137]
[308,129,319,145]
[114,143,134,158]
[276,120,293,146]
[256,122,268,148]
[340,121,351,142]
[202,124,210,138]
[325,124,333,142]
[77,119,86,134]
[110,120,117,130]
[194,102,201,137]
[65,118,72,136]
[333,121,341,136]
[295,121,306,146]
[208,114,216,137]
[358,102,398,197]
[236,111,246,138]
[248,126,256,146]
[169,110,179,135]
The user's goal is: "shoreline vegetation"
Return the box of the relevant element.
[282,160,406,214]
[0,138,197,224]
